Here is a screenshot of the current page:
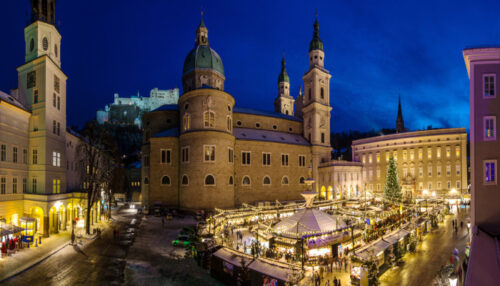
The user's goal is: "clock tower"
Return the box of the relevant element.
[17,0,67,196]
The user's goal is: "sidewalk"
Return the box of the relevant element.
[0,231,70,282]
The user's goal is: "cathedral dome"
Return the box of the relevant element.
[182,45,225,77]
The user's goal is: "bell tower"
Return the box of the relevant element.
[302,17,332,191]
[274,57,295,115]
[17,0,67,197]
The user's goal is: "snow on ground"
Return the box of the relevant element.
[124,215,222,286]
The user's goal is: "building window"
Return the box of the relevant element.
[299,155,306,167]
[161,149,171,164]
[204,111,215,128]
[262,153,271,166]
[57,96,60,110]
[32,178,37,193]
[428,166,432,177]
[242,151,251,165]
[144,177,149,184]
[403,150,407,161]
[410,149,415,160]
[229,176,234,185]
[242,176,251,185]
[393,151,397,161]
[181,175,189,185]
[484,116,496,140]
[321,133,325,143]
[11,177,17,194]
[376,169,380,178]
[281,176,289,185]
[161,176,171,185]
[52,151,61,167]
[308,88,311,100]
[428,182,432,190]
[436,147,441,159]
[368,154,372,164]
[456,165,461,175]
[437,181,441,189]
[403,168,408,177]
[228,148,233,163]
[227,116,232,131]
[419,182,423,190]
[418,149,423,160]
[13,147,18,163]
[320,87,324,99]
[362,155,366,164]
[32,149,38,164]
[27,71,36,88]
[427,148,432,159]
[419,167,423,177]
[446,165,451,176]
[53,93,57,107]
[263,176,271,185]
[33,89,38,104]
[0,144,5,161]
[456,181,461,189]
[0,177,5,194]
[376,153,380,163]
[437,166,441,176]
[204,145,216,162]
[484,74,496,98]
[281,154,289,166]
[183,114,191,131]
[23,149,27,164]
[447,181,451,189]
[22,178,27,193]
[181,146,190,163]
[386,152,390,162]
[57,122,60,135]
[484,160,497,184]
[446,147,451,158]
[54,75,60,93]
[53,120,56,134]
[455,146,460,157]
[52,179,61,193]
[299,177,305,184]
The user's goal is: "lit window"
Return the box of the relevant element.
[484,160,497,184]
[362,155,366,164]
[484,116,496,140]
[183,114,191,130]
[410,149,414,160]
[403,168,408,177]
[436,147,441,159]
[403,150,407,161]
[446,147,451,158]
[262,153,271,166]
[455,146,460,157]
[393,151,397,161]
[418,149,423,160]
[484,74,496,98]
[52,151,61,167]
[242,151,251,165]
[376,153,380,163]
[410,167,415,176]
[204,145,215,162]
[385,152,389,162]
[427,148,432,159]
[204,111,215,128]
[368,154,372,164]
[52,179,60,193]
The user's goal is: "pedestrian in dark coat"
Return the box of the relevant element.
[333,277,338,286]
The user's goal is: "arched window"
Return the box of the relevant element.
[229,176,234,185]
[320,88,324,99]
[205,175,215,185]
[263,176,271,185]
[242,176,251,185]
[144,177,149,185]
[183,114,190,131]
[282,176,289,185]
[161,176,170,185]
[181,175,189,185]
[227,116,232,131]
[299,177,305,184]
[204,111,215,128]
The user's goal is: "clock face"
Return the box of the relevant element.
[42,37,48,51]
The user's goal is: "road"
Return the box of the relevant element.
[4,208,139,286]
[379,208,470,286]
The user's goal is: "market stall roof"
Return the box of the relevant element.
[0,224,24,236]
[354,238,392,261]
[247,258,298,282]
[212,248,253,267]
[272,208,347,237]
[19,217,36,222]
[382,229,410,244]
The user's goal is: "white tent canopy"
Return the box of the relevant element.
[273,208,347,236]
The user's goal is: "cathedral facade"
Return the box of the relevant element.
[141,16,353,210]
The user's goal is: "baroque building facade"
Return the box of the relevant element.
[0,0,98,237]
[142,16,361,210]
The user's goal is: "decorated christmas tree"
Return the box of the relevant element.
[384,156,402,203]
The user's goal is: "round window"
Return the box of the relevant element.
[273,125,277,130]
[256,123,260,128]
[30,38,34,52]
[42,37,48,51]
[237,121,242,126]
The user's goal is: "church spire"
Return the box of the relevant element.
[195,11,209,47]
[309,17,324,52]
[278,56,290,83]
[396,94,405,133]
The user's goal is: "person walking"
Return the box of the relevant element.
[333,276,338,286]
[325,279,330,286]
[344,257,348,272]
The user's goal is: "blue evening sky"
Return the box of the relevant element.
[1,0,499,132]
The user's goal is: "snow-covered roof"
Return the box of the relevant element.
[0,90,28,112]
[382,229,409,244]
[233,128,310,146]
[212,248,253,267]
[272,208,347,237]
[354,238,392,261]
[247,259,296,282]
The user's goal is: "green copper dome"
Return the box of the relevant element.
[182,45,225,76]
[278,57,289,83]
[309,19,324,52]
